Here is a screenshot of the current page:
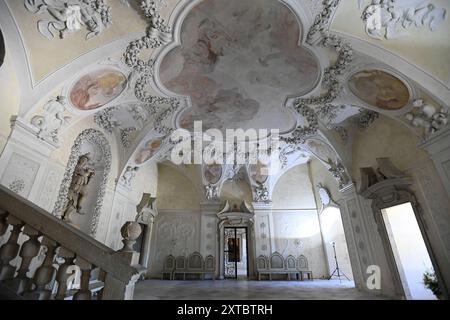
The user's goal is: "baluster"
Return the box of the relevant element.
[0,216,24,281]
[0,210,8,237]
[6,226,41,294]
[95,269,107,300]
[24,237,58,300]
[73,257,92,300]
[54,247,75,300]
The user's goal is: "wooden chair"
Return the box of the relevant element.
[256,255,269,280]
[161,255,175,280]
[185,252,204,279]
[297,255,313,280]
[204,255,215,280]
[173,255,187,280]
[285,255,300,280]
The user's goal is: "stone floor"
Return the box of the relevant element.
[134,279,385,300]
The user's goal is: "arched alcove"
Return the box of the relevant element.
[53,129,111,236]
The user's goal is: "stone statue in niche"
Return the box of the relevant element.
[63,154,95,222]
[31,96,71,144]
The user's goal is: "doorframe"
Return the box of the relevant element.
[362,177,447,299]
[223,226,249,279]
[217,205,256,280]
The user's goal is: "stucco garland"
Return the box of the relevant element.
[52,128,112,237]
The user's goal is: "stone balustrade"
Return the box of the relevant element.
[0,185,145,300]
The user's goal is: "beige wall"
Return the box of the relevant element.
[156,163,200,210]
[309,158,341,204]
[272,163,317,209]
[128,161,158,204]
[0,53,20,154]
[351,115,430,189]
[220,179,253,205]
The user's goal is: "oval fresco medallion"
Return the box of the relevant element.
[249,161,269,184]
[135,138,163,165]
[70,69,127,111]
[203,163,222,184]
[348,70,410,111]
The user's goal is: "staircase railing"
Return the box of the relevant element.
[0,185,145,300]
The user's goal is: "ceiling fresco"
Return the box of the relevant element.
[69,68,127,111]
[159,0,320,133]
[347,70,410,111]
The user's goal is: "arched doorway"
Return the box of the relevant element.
[361,167,446,299]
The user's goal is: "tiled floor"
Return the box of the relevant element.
[134,279,385,300]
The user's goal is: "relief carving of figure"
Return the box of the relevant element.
[360,0,447,40]
[25,0,113,40]
[63,154,95,222]
[205,184,218,200]
[31,96,71,144]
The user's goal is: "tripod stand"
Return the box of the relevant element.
[328,241,350,282]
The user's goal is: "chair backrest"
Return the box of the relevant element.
[297,255,309,270]
[285,255,296,270]
[175,256,186,270]
[204,255,215,271]
[163,255,176,271]
[188,252,204,270]
[256,255,269,271]
[269,252,284,270]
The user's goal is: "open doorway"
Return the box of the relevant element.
[319,206,354,282]
[381,202,436,300]
[224,227,248,279]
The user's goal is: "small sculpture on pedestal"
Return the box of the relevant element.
[63,154,95,223]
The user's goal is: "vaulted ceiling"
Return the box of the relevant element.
[1,0,449,189]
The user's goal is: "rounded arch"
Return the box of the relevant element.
[53,128,112,236]
[271,162,316,209]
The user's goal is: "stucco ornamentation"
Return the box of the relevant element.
[30,96,71,144]
[327,158,350,190]
[24,0,118,40]
[405,99,449,139]
[358,109,379,128]
[285,34,353,144]
[9,179,25,194]
[123,0,178,111]
[205,184,219,201]
[254,183,271,203]
[307,0,341,44]
[360,0,447,40]
[53,129,111,236]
